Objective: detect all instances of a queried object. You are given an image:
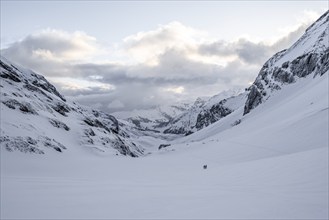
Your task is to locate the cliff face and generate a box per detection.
[244,11,329,115]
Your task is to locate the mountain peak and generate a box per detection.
[243,10,329,115]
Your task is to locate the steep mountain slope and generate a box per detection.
[160,11,329,136]
[0,57,144,156]
[162,10,329,139]
[244,10,329,115]
[163,89,246,135]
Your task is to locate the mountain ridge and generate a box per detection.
[0,56,145,156]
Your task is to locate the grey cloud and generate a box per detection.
[72,50,222,87]
[64,52,258,113]
[198,40,234,56]
[55,85,114,97]
[2,43,70,77]
[234,40,270,64]
[198,22,310,65]
[271,23,309,51]
[69,83,178,113]
[198,40,271,65]
[1,29,97,77]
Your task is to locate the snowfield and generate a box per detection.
[1,147,327,219]
[1,73,328,219]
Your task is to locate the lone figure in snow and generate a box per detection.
[203,165,207,169]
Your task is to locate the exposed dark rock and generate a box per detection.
[51,102,70,116]
[281,61,290,69]
[111,137,140,157]
[84,115,119,134]
[1,136,44,154]
[164,126,188,135]
[2,99,38,115]
[31,76,66,102]
[84,128,96,137]
[26,137,38,145]
[185,130,194,136]
[24,83,53,101]
[272,67,295,84]
[105,114,119,134]
[11,92,22,97]
[315,48,329,77]
[244,85,262,115]
[49,118,70,131]
[0,60,21,82]
[92,110,100,117]
[290,53,318,78]
[154,120,170,129]
[158,144,171,150]
[52,139,67,150]
[195,100,232,130]
[41,136,66,152]
[130,118,141,128]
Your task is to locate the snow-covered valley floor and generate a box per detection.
[1,145,328,219]
[1,68,328,219]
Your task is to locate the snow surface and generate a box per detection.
[1,72,328,219]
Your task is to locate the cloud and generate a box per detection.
[49,77,115,94]
[122,21,205,65]
[7,29,98,61]
[165,86,185,94]
[108,100,125,110]
[1,11,321,113]
[1,29,100,76]
[197,22,312,66]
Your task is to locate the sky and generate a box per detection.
[1,1,328,113]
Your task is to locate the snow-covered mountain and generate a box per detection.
[162,11,329,136]
[0,57,145,156]
[244,11,329,115]
[168,10,329,144]
[163,89,246,135]
[113,89,245,135]
[112,102,191,132]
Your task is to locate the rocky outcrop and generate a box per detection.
[195,100,232,130]
[163,90,246,135]
[243,11,329,115]
[244,85,263,115]
[0,136,66,154]
[2,99,38,115]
